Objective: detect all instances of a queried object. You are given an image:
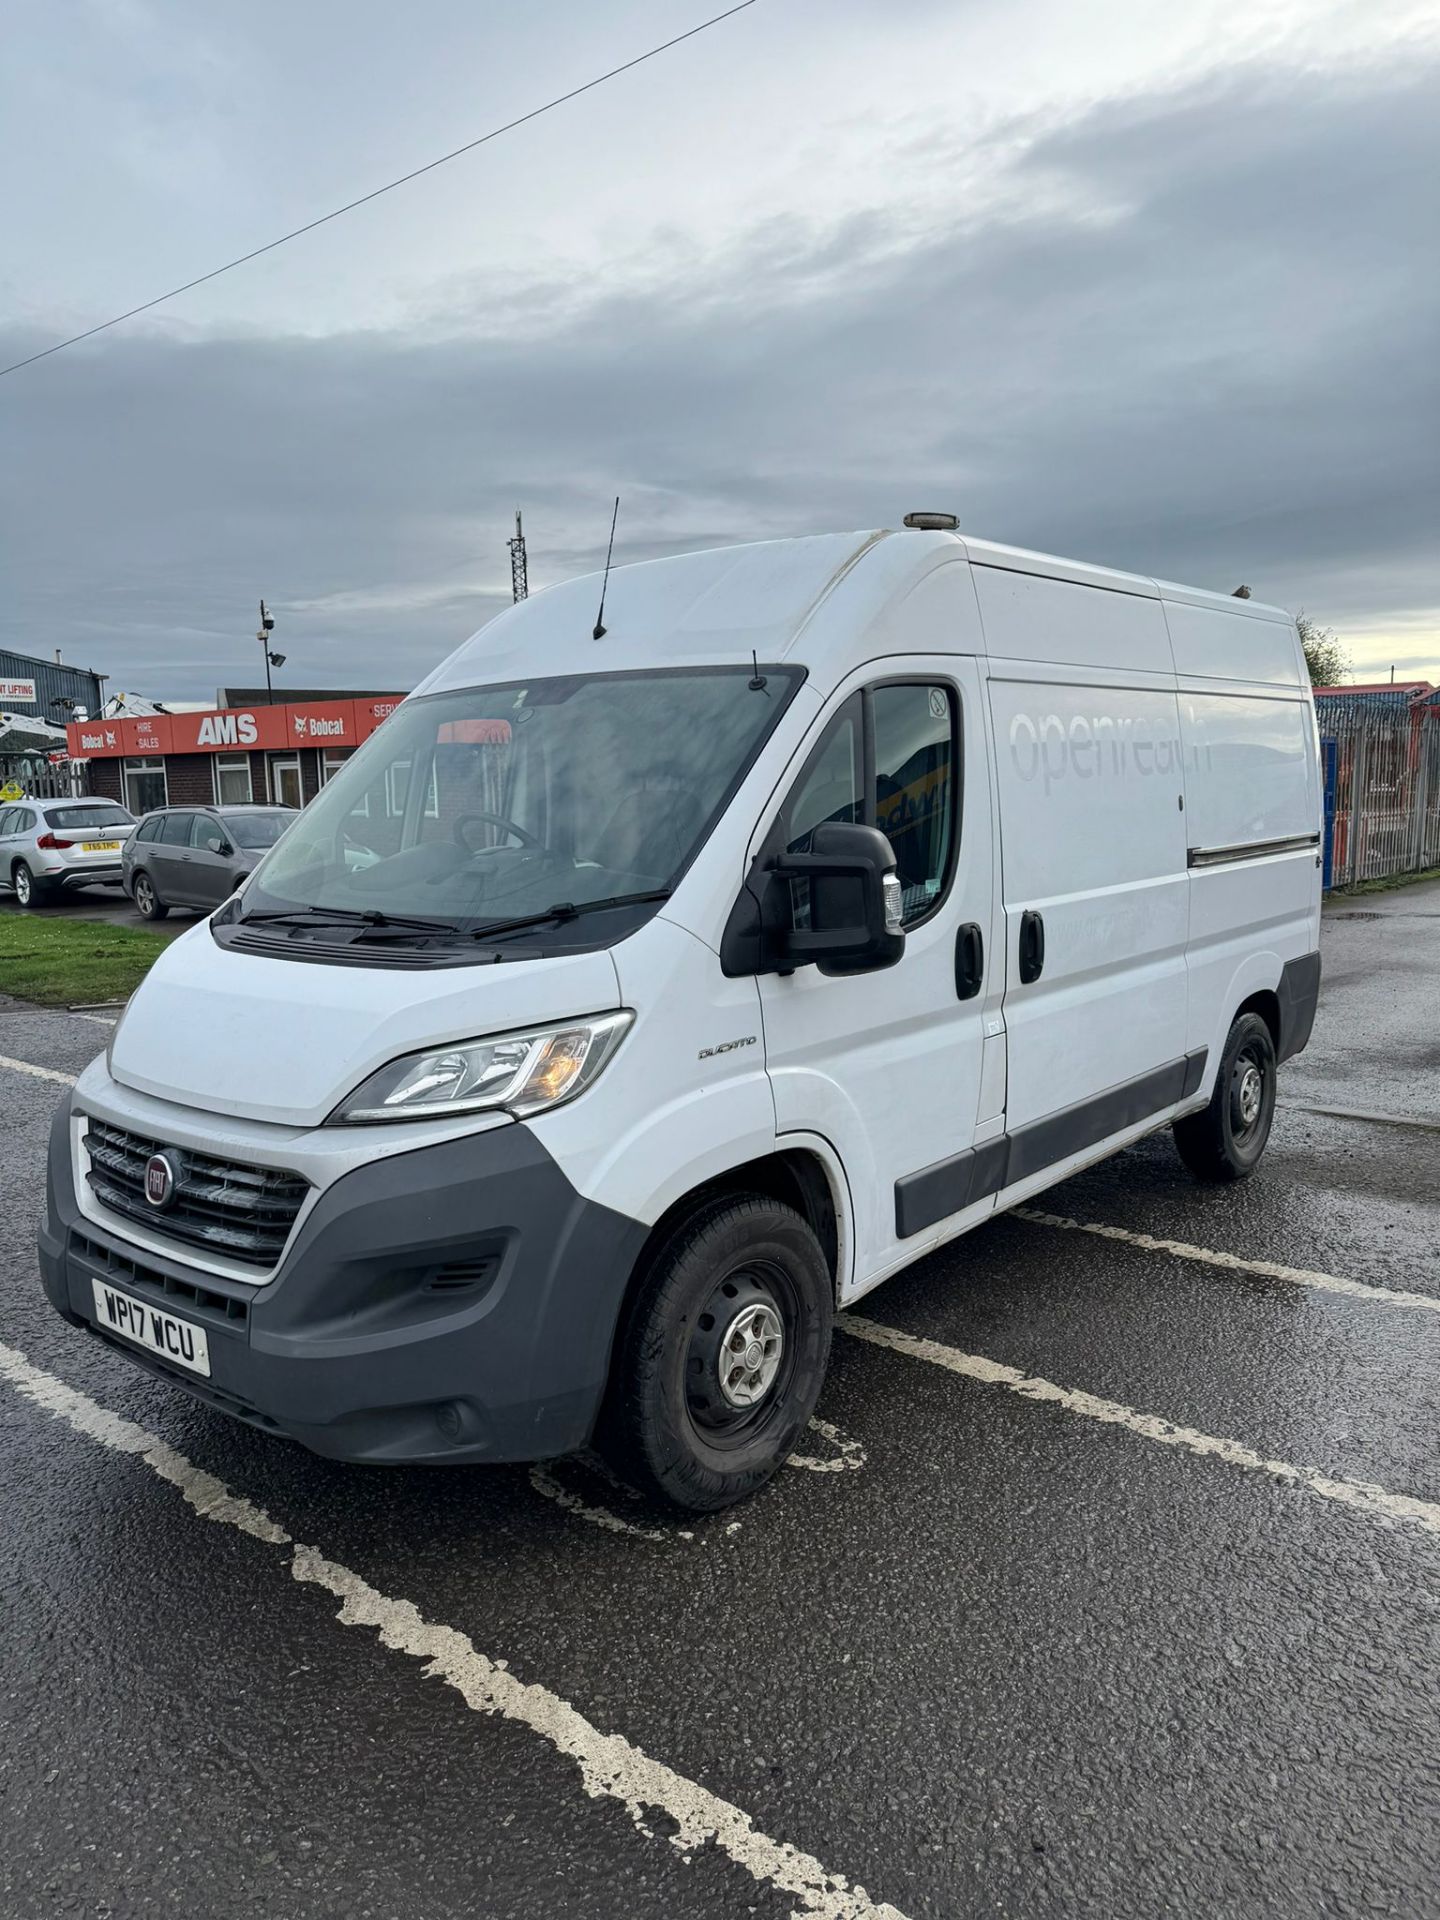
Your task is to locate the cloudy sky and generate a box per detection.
[2,0,1436,701]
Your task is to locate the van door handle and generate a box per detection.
[1018,909,1045,985]
[955,923,984,1000]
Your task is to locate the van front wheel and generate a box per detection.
[603,1193,833,1512]
[1173,1011,1276,1183]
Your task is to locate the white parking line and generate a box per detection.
[0,1053,78,1088]
[0,1338,907,1920]
[1014,1206,1440,1317]
[838,1315,1440,1541]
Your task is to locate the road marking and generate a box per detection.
[787,1415,867,1473]
[529,1462,674,1542]
[1280,1099,1440,1134]
[0,1339,906,1920]
[0,1053,78,1088]
[839,1315,1440,1540]
[1014,1206,1440,1316]
[531,1417,866,1542]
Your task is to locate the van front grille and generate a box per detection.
[82,1118,309,1269]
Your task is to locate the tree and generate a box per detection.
[1295,611,1349,688]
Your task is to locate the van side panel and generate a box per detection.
[1174,664,1322,1076]
[978,551,1192,1136]
[1163,598,1304,689]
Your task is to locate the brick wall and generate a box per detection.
[163,754,217,805]
[89,761,124,802]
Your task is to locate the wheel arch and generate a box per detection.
[621,1142,848,1318]
[1234,987,1280,1053]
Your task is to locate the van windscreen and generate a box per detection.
[240,667,801,944]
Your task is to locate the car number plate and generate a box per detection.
[82,840,121,852]
[91,1279,211,1377]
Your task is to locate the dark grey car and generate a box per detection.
[122,805,293,919]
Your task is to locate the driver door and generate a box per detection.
[754,658,1001,1297]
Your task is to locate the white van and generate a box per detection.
[39,521,1322,1509]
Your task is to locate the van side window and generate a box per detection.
[872,684,956,925]
[783,697,862,853]
[774,683,959,934]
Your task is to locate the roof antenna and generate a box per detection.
[592,495,620,640]
[748,649,768,692]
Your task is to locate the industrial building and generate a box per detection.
[66,690,406,814]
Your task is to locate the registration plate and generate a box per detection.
[91,1279,211,1377]
[81,840,121,853]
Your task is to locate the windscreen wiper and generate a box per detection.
[240,905,460,934]
[471,890,672,942]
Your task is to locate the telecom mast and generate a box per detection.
[508,509,529,602]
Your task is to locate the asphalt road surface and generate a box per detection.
[2,881,1437,1920]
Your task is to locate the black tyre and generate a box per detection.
[131,871,169,920]
[12,863,52,909]
[603,1193,833,1512]
[1173,1011,1276,1183]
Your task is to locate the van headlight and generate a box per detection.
[328,1011,634,1125]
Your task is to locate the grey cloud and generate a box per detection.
[2,48,1436,697]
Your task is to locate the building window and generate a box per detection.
[123,757,168,816]
[319,751,348,786]
[213,753,253,805]
[270,756,303,809]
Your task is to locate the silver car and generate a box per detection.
[122,804,293,919]
[0,796,137,907]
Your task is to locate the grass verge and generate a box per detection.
[1328,864,1440,900]
[0,912,170,1007]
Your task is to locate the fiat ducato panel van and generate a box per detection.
[39,522,1323,1509]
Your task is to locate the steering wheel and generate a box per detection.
[451,810,544,853]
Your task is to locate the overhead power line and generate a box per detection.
[0,1,759,381]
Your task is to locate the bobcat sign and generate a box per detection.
[66,697,402,760]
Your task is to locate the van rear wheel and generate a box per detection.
[602,1193,833,1512]
[1173,1011,1276,1183]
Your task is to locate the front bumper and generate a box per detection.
[39,1102,647,1465]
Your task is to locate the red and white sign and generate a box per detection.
[67,696,403,760]
[1,677,38,704]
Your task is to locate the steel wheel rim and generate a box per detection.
[1230,1043,1269,1143]
[685,1259,797,1448]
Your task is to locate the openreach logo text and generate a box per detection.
[1009,712,1210,793]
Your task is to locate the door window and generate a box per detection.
[158,812,193,845]
[782,697,862,853]
[191,816,229,854]
[0,810,15,837]
[872,684,956,925]
[270,759,303,810]
[776,682,959,931]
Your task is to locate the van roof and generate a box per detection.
[418,527,1293,696]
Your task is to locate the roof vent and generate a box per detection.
[902,511,958,531]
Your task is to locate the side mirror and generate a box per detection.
[764,821,905,975]
[216,842,233,858]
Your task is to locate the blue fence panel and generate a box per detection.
[1320,737,1338,888]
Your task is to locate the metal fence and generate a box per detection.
[0,752,90,802]
[1318,700,1440,887]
